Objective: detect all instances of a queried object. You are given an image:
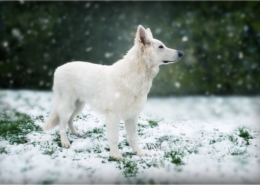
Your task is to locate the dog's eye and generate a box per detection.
[159,45,164,49]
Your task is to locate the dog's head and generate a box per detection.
[135,25,183,66]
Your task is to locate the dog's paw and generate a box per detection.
[110,153,123,160]
[61,141,71,148]
[136,150,151,157]
[73,132,83,137]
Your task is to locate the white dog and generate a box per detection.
[43,25,183,159]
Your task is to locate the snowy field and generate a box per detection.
[0,90,260,184]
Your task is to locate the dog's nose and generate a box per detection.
[178,51,184,57]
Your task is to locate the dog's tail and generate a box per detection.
[43,108,59,131]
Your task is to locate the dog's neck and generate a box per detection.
[125,45,159,79]
[112,45,159,96]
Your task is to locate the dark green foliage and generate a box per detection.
[85,127,105,137]
[164,150,185,165]
[0,147,8,154]
[238,127,253,140]
[209,139,216,145]
[92,127,104,134]
[238,127,253,145]
[42,179,55,184]
[0,110,42,144]
[42,150,55,156]
[231,148,247,156]
[118,139,129,149]
[148,120,159,128]
[122,152,136,158]
[0,2,259,95]
[137,123,149,128]
[117,160,139,178]
[228,127,254,146]
[108,156,120,162]
[228,135,239,145]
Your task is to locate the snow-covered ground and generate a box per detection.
[0,90,260,184]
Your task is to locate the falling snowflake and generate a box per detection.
[12,28,23,39]
[3,41,8,47]
[86,47,92,52]
[105,52,113,58]
[175,82,181,88]
[182,36,188,42]
[239,52,243,59]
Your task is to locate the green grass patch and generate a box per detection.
[108,156,121,162]
[84,127,105,138]
[229,147,247,156]
[148,120,159,128]
[228,135,239,145]
[117,159,139,177]
[238,127,253,145]
[138,123,149,128]
[118,139,129,149]
[156,135,173,144]
[164,150,185,165]
[0,110,42,144]
[122,152,136,158]
[42,150,55,156]
[41,179,55,184]
[0,147,8,154]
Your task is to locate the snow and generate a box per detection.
[104,52,113,58]
[0,90,260,184]
[2,41,8,48]
[239,51,243,59]
[182,36,188,42]
[86,47,92,52]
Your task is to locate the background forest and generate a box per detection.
[0,1,259,96]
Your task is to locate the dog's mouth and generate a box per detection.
[163,60,179,64]
[163,61,174,64]
[163,57,182,64]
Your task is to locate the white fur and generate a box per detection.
[43,25,183,159]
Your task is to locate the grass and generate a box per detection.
[229,146,247,156]
[42,179,55,184]
[138,123,149,128]
[238,127,253,145]
[148,120,159,128]
[93,146,102,153]
[122,152,136,158]
[156,135,173,144]
[0,110,42,144]
[42,150,55,156]
[228,127,254,146]
[0,147,8,154]
[164,150,185,165]
[118,139,129,149]
[84,127,105,138]
[117,159,139,178]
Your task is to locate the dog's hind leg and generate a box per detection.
[125,116,151,157]
[57,100,75,148]
[68,100,85,137]
[105,113,122,159]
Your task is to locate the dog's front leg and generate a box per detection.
[125,117,151,157]
[105,113,122,159]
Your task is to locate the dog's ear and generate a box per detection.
[146,28,153,38]
[135,25,151,46]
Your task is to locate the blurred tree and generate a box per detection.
[0,1,259,96]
